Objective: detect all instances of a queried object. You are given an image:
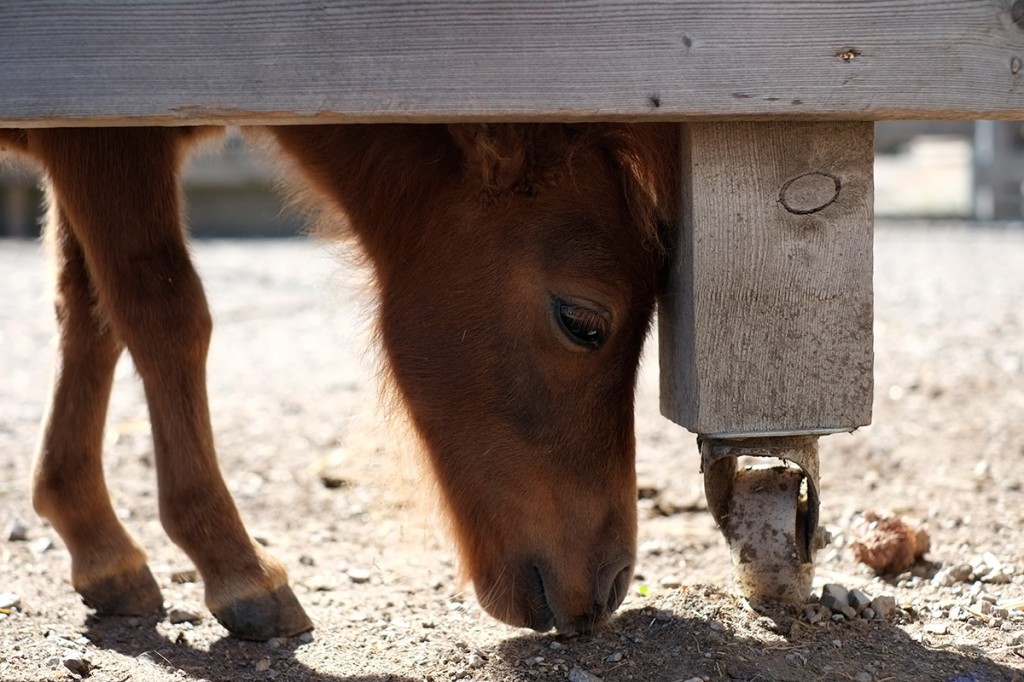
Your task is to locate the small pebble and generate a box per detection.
[549,641,563,650]
[299,555,316,567]
[0,592,21,610]
[319,473,351,490]
[861,607,876,620]
[804,604,830,625]
[924,623,948,635]
[986,568,1014,585]
[854,672,872,682]
[708,619,724,632]
[255,657,272,672]
[63,650,92,677]
[297,631,314,644]
[467,653,485,669]
[821,584,857,619]
[308,575,338,592]
[605,652,623,663]
[950,563,974,582]
[568,667,603,682]
[848,589,873,614]
[869,595,897,621]
[347,568,371,584]
[658,575,682,589]
[29,537,53,555]
[933,563,974,587]
[168,607,202,625]
[638,539,665,556]
[4,517,28,542]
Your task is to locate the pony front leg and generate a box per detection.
[33,203,162,615]
[28,127,311,640]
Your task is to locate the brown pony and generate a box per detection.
[0,123,678,639]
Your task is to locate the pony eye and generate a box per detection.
[552,297,609,350]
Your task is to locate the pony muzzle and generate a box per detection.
[482,556,634,634]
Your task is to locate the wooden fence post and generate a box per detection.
[660,121,874,438]
[659,121,874,601]
[973,121,1024,221]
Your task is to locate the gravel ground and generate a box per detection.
[1,224,1023,681]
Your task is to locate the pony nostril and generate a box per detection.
[523,564,556,632]
[556,560,634,635]
[606,563,633,613]
[596,559,634,616]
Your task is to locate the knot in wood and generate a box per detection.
[1013,0,1024,28]
[779,172,840,215]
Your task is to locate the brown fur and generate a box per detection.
[2,122,679,638]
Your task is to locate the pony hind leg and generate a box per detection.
[28,128,311,639]
[33,198,163,615]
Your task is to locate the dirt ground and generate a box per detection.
[1,223,1023,681]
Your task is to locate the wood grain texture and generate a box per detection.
[2,1,1024,126]
[659,121,874,437]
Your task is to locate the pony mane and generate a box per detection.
[0,129,29,154]
[449,123,679,251]
[266,123,678,260]
[592,123,680,253]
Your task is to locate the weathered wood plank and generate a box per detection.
[659,121,874,437]
[2,1,1024,126]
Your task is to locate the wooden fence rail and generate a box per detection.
[4,1,1024,127]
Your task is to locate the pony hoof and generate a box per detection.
[77,564,164,616]
[213,585,313,641]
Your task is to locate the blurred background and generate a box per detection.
[1,121,1023,237]
[0,129,303,238]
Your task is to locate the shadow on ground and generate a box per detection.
[82,614,417,682]
[490,588,1023,682]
